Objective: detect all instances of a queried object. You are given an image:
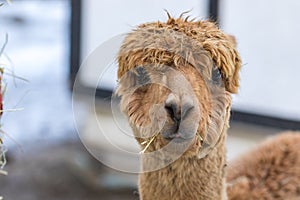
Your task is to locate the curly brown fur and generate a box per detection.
[227,132,300,200]
[117,14,300,200]
[139,131,228,200]
[118,17,241,93]
[117,15,240,200]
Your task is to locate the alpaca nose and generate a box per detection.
[162,93,195,140]
[164,95,181,123]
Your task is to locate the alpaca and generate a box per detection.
[117,16,240,200]
[227,132,300,200]
[116,15,300,200]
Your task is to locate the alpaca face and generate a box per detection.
[117,61,231,159]
[117,18,241,161]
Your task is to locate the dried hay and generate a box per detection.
[0,0,11,7]
[0,37,6,177]
[140,133,205,154]
[140,133,159,154]
[0,6,26,182]
[0,3,11,198]
[0,58,6,200]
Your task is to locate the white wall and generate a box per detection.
[221,0,300,120]
[79,0,208,90]
[79,0,300,121]
[81,0,207,59]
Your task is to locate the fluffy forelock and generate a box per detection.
[118,16,242,93]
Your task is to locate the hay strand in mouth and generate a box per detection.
[197,134,204,142]
[141,140,148,145]
[140,133,159,154]
[140,134,204,154]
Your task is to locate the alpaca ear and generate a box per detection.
[226,34,237,48]
[225,63,241,94]
[224,34,242,93]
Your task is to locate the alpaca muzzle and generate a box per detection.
[161,93,198,143]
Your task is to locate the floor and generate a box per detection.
[0,113,283,200]
[0,141,138,200]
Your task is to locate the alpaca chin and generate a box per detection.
[139,122,229,200]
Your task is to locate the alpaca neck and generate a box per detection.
[138,129,228,200]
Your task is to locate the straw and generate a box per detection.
[140,133,159,154]
[0,32,7,178]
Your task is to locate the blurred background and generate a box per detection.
[0,0,299,199]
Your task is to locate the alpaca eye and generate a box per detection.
[211,65,222,84]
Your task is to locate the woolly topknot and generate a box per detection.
[118,16,242,93]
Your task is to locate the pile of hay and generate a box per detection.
[0,39,6,177]
[0,37,5,200]
[0,1,10,177]
[0,67,5,176]
[0,21,8,175]
[0,140,7,176]
[0,4,11,200]
[0,1,24,177]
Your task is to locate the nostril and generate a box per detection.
[164,104,173,116]
[181,103,194,119]
[164,103,180,121]
[165,93,181,121]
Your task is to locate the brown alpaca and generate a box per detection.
[116,15,300,200]
[227,132,300,200]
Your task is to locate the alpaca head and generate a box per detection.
[116,17,241,164]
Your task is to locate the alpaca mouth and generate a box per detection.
[162,131,195,143]
[170,134,194,143]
